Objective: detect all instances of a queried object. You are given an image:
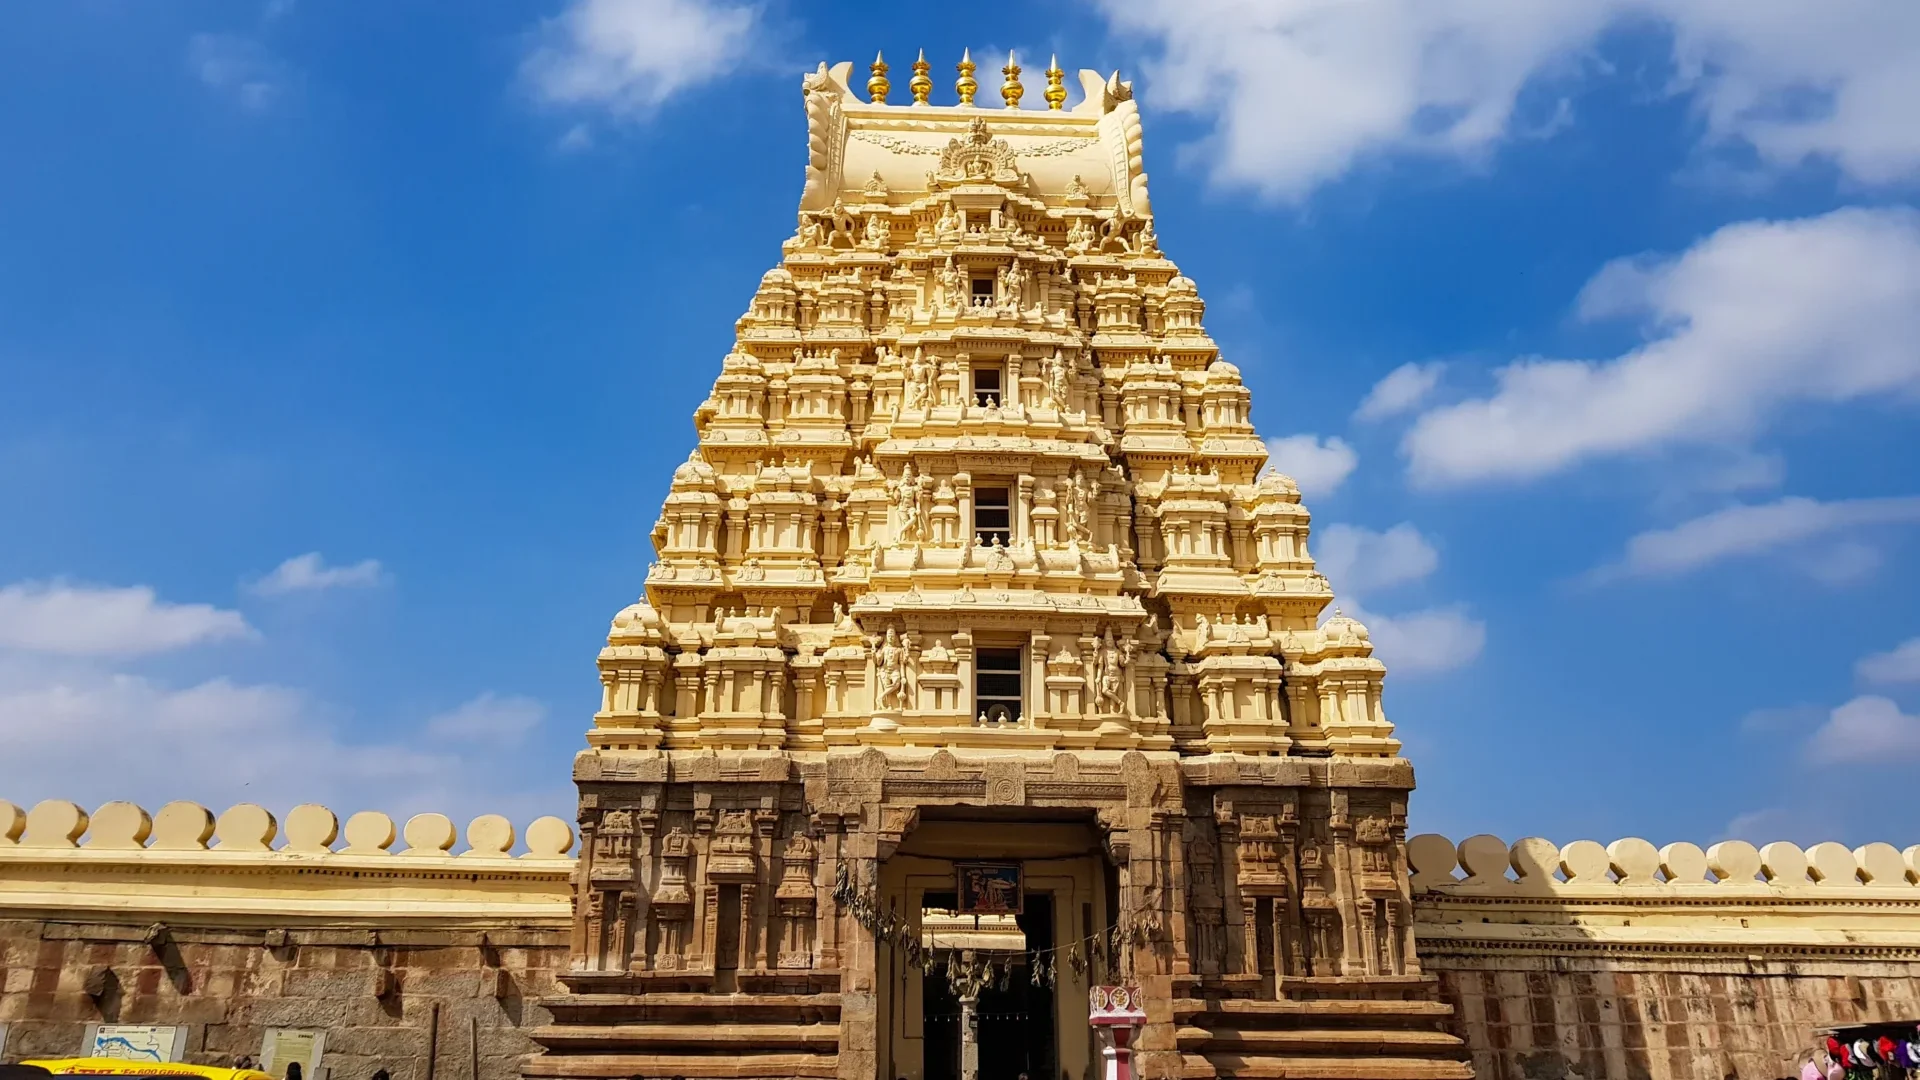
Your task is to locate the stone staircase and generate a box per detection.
[525,990,843,1080]
[1173,977,1472,1080]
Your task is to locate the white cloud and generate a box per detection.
[1355,362,1445,422]
[0,572,564,827]
[0,661,432,813]
[1807,694,1920,765]
[1859,638,1920,685]
[1095,0,1920,202]
[1265,434,1357,497]
[426,692,548,742]
[187,32,287,113]
[1403,208,1920,486]
[1337,600,1486,676]
[1687,450,1786,496]
[249,552,385,596]
[556,123,594,153]
[0,655,567,830]
[0,582,252,657]
[1605,495,1920,578]
[1739,703,1825,735]
[1312,523,1482,675]
[1803,540,1883,586]
[1315,523,1439,595]
[523,0,759,117]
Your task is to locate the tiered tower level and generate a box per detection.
[537,55,1465,1080]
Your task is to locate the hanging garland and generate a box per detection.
[832,861,1159,994]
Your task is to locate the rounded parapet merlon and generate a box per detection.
[1407,832,1920,892]
[0,798,575,860]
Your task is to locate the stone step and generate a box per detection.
[1176,1024,1465,1054]
[519,1050,840,1080]
[1178,1052,1475,1080]
[530,1021,842,1051]
[1172,996,1458,1025]
[541,991,843,1025]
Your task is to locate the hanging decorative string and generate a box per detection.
[833,859,1156,985]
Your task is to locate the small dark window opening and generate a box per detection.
[971,277,995,307]
[974,485,1011,545]
[975,647,1023,724]
[974,366,1003,407]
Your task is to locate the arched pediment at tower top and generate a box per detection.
[591,54,1400,763]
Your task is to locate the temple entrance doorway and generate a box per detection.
[920,892,1055,1080]
[877,817,1115,1080]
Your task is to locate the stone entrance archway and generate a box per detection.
[877,817,1116,1080]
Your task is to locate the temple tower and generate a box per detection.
[526,55,1468,1080]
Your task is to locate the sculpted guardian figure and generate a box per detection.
[904,348,932,411]
[825,198,857,246]
[939,256,966,311]
[1048,351,1071,411]
[892,463,925,542]
[873,628,912,711]
[1096,629,1130,714]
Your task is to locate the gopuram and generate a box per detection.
[525,52,1469,1080]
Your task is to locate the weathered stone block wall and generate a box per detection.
[1425,954,1920,1080]
[0,921,567,1080]
[0,798,577,1080]
[1411,831,1920,1080]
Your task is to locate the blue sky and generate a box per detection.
[2,0,1917,851]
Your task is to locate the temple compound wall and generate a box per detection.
[1411,834,1920,1080]
[0,800,576,1080]
[5,803,1920,1080]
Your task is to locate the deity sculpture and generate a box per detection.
[825,198,858,246]
[1064,467,1095,544]
[939,256,966,312]
[1065,217,1094,253]
[1095,629,1130,714]
[1047,350,1072,411]
[796,212,824,248]
[873,627,913,711]
[903,347,932,411]
[1002,259,1029,309]
[934,201,962,241]
[863,212,890,251]
[891,463,926,542]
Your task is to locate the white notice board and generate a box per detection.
[261,1029,328,1080]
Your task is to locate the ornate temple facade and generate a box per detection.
[527,54,1467,1080]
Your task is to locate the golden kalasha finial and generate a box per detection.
[1045,54,1067,110]
[1000,50,1024,109]
[867,51,890,104]
[910,49,932,106]
[956,48,978,107]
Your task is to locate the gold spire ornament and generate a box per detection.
[909,49,932,105]
[1000,51,1024,109]
[956,49,977,107]
[867,51,890,104]
[1045,55,1067,110]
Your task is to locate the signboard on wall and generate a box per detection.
[81,1024,187,1063]
[956,862,1023,915]
[261,1028,327,1080]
